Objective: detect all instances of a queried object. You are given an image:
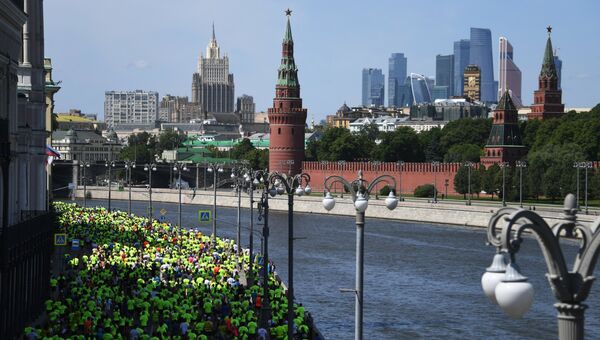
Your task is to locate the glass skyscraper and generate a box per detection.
[409,73,432,105]
[453,39,470,96]
[362,68,385,106]
[554,55,562,90]
[498,37,522,107]
[469,28,495,103]
[388,53,407,107]
[435,54,454,99]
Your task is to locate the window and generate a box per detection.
[278,128,281,134]
[291,128,294,135]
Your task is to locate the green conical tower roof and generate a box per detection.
[540,28,557,78]
[284,17,293,42]
[497,90,516,111]
[277,12,299,87]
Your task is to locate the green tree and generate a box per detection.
[439,118,492,156]
[358,122,380,141]
[453,166,469,199]
[419,127,443,162]
[157,129,186,153]
[414,184,436,198]
[443,143,481,163]
[230,138,255,159]
[118,132,158,164]
[374,127,423,162]
[483,164,500,199]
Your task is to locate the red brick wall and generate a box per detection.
[302,161,464,196]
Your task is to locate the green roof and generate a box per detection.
[497,91,516,111]
[540,36,557,78]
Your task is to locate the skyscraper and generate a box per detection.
[362,68,385,106]
[388,53,407,107]
[191,24,235,113]
[435,54,454,99]
[268,11,307,175]
[498,37,522,107]
[236,94,256,124]
[463,65,481,101]
[453,39,470,96]
[469,28,495,103]
[529,27,564,120]
[409,73,432,105]
[554,55,562,90]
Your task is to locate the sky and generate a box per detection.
[45,0,600,122]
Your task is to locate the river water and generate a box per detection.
[72,198,600,339]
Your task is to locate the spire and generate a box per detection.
[212,22,216,41]
[540,26,557,78]
[284,12,293,43]
[497,90,516,111]
[277,9,298,87]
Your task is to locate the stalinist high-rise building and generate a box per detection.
[191,24,235,113]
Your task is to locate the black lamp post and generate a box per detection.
[105,160,116,211]
[144,163,157,224]
[124,160,136,214]
[79,161,90,208]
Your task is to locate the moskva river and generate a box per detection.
[75,198,600,339]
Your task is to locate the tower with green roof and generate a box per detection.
[529,26,564,120]
[268,9,307,175]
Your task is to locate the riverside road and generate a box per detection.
[72,198,600,339]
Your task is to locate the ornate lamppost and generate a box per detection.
[499,162,509,207]
[464,161,475,206]
[124,160,136,214]
[79,161,90,208]
[257,173,276,329]
[143,163,157,224]
[322,170,398,340]
[206,163,224,240]
[173,162,189,227]
[432,161,440,203]
[268,171,311,340]
[516,160,527,208]
[482,194,600,340]
[105,160,116,211]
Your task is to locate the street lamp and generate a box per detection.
[464,161,475,206]
[322,170,398,340]
[516,161,527,208]
[124,160,136,214]
[575,161,593,214]
[231,164,250,257]
[143,163,157,224]
[574,161,582,207]
[244,169,268,285]
[268,171,311,340]
[79,161,91,208]
[105,160,116,212]
[432,161,440,203]
[173,162,189,227]
[499,162,509,207]
[257,172,275,329]
[396,161,405,201]
[207,163,224,241]
[482,194,600,339]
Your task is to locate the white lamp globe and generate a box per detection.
[495,262,534,319]
[304,184,312,195]
[207,167,213,173]
[253,178,260,185]
[277,185,285,195]
[322,192,335,211]
[354,193,369,212]
[269,185,277,197]
[231,173,235,178]
[295,187,304,196]
[481,253,507,304]
[385,191,398,210]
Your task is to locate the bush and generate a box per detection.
[379,185,392,196]
[85,191,92,199]
[414,184,436,198]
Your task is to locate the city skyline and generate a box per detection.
[45,1,600,121]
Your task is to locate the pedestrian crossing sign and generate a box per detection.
[54,233,67,246]
[198,210,211,223]
[160,215,166,221]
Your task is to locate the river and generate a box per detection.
[69,198,600,339]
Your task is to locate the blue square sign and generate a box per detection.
[198,210,211,223]
[54,233,67,246]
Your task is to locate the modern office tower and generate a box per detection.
[469,28,495,103]
[453,39,470,96]
[436,54,454,98]
[388,53,408,107]
[529,27,564,120]
[554,55,562,89]
[463,65,481,101]
[481,91,527,166]
[409,73,432,105]
[104,90,159,127]
[362,68,385,106]
[191,24,235,113]
[498,37,522,107]
[236,94,256,123]
[432,86,449,101]
[268,13,307,175]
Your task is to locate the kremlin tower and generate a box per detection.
[268,10,307,175]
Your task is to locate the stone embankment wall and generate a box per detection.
[75,186,598,228]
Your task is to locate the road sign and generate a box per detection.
[68,182,75,190]
[54,233,67,246]
[159,208,167,216]
[160,215,166,221]
[71,239,80,250]
[198,210,211,223]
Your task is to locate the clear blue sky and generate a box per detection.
[45,0,600,122]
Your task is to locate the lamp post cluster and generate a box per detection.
[516,160,527,208]
[230,164,251,257]
[499,162,509,207]
[173,162,189,227]
[574,161,593,214]
[105,160,116,211]
[267,171,311,340]
[207,163,224,240]
[464,161,475,206]
[482,194,600,340]
[123,160,136,214]
[322,170,398,340]
[432,161,440,203]
[144,163,157,225]
[79,161,91,208]
[255,171,273,329]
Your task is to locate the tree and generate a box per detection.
[414,184,436,198]
[358,122,380,141]
[483,164,500,199]
[439,118,492,156]
[230,138,255,159]
[118,132,158,164]
[157,129,186,153]
[443,143,481,163]
[453,166,469,199]
[419,127,443,162]
[374,127,423,162]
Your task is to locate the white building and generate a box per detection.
[52,129,122,162]
[104,90,159,127]
[349,116,409,133]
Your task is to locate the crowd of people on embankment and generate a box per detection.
[23,202,316,339]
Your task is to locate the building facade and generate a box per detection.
[554,55,562,90]
[409,73,432,105]
[236,94,256,124]
[191,24,235,114]
[453,39,470,96]
[498,37,522,107]
[435,54,454,99]
[481,91,526,165]
[463,65,481,101]
[529,28,564,120]
[388,53,407,107]
[52,129,121,162]
[56,109,106,130]
[362,68,385,106]
[268,13,307,175]
[469,28,495,103]
[104,90,159,127]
